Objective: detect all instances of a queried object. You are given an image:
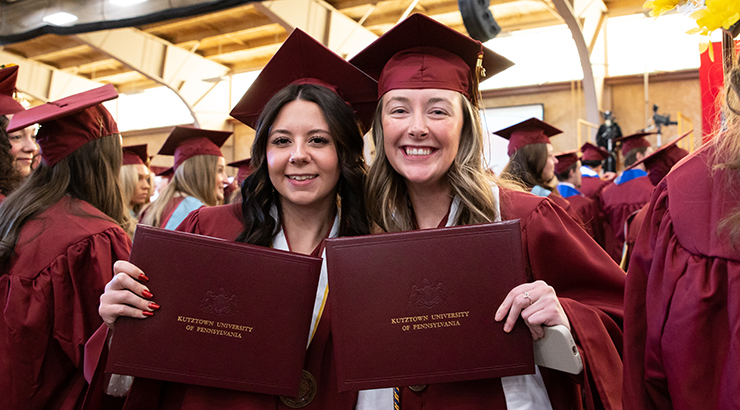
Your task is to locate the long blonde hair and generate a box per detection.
[366,92,505,232]
[140,154,221,228]
[714,65,740,243]
[119,164,152,216]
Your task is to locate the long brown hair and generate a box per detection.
[0,133,130,270]
[236,83,369,246]
[500,143,556,192]
[0,115,22,196]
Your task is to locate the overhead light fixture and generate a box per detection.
[110,0,148,6]
[42,12,78,26]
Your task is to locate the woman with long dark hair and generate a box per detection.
[0,84,131,410]
[85,29,385,409]
[353,13,625,409]
[498,118,582,222]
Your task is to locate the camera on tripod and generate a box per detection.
[652,104,677,128]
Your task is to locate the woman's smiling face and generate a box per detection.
[381,88,463,190]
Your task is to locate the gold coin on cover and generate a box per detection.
[408,384,427,392]
[279,370,317,408]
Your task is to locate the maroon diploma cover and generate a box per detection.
[326,220,534,391]
[106,226,322,396]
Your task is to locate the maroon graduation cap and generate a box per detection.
[7,84,118,167]
[230,28,378,130]
[615,131,654,156]
[554,150,580,175]
[157,126,231,170]
[580,142,609,162]
[123,144,148,166]
[625,130,691,185]
[349,13,513,99]
[494,117,562,157]
[228,158,253,185]
[150,166,173,179]
[0,65,24,116]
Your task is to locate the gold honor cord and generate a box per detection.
[393,387,400,410]
[309,286,329,345]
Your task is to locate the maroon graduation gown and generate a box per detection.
[547,193,585,227]
[600,176,654,260]
[83,203,358,410]
[399,188,626,410]
[580,176,610,201]
[0,196,131,410]
[621,206,648,271]
[624,143,740,410]
[563,193,608,250]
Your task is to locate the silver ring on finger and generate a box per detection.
[523,291,533,306]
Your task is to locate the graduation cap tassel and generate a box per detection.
[471,50,486,107]
[476,50,486,80]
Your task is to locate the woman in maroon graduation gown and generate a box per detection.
[0,65,32,201]
[0,84,132,410]
[352,13,625,410]
[139,127,230,230]
[622,90,738,408]
[86,29,387,410]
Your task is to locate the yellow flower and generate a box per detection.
[643,0,682,17]
[689,0,740,34]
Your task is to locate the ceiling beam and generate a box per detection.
[75,27,231,128]
[0,50,103,103]
[254,0,379,58]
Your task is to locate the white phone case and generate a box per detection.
[533,325,583,375]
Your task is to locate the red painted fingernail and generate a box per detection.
[138,273,150,282]
[148,302,160,310]
[142,289,153,299]
[142,311,154,317]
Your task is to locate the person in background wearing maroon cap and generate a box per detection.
[353,13,624,410]
[139,126,230,230]
[554,150,607,249]
[600,131,655,264]
[622,65,740,410]
[620,130,691,271]
[497,117,583,225]
[0,84,132,410]
[0,65,38,200]
[119,144,152,234]
[87,29,385,410]
[579,142,615,201]
[224,157,253,203]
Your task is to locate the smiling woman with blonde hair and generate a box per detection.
[353,13,625,410]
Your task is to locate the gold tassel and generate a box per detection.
[476,51,486,80]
